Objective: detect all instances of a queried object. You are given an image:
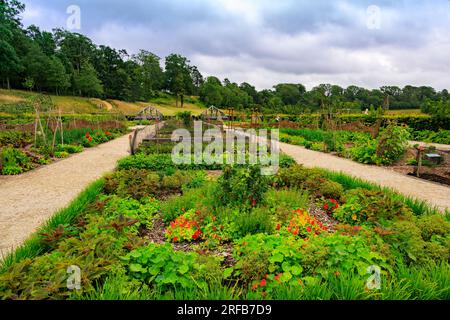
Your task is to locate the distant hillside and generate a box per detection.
[0,90,207,117]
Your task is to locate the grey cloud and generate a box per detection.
[20,0,450,90]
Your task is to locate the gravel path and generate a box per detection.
[0,127,154,257]
[280,142,450,212]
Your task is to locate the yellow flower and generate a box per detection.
[352,214,358,221]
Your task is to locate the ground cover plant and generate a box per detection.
[1,121,448,301]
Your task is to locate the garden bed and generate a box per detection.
[1,121,448,301]
[0,123,129,175]
[277,126,450,186]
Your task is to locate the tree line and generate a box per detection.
[1,0,449,114]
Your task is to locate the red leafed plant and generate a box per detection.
[165,209,203,243]
[286,209,328,237]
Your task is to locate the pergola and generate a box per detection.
[201,106,228,121]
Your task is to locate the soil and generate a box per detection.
[309,204,339,232]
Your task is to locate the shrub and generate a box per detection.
[375,124,410,165]
[275,164,344,199]
[383,220,449,266]
[416,215,450,241]
[0,230,129,300]
[215,165,269,209]
[317,180,344,199]
[346,139,378,164]
[161,171,195,190]
[333,188,413,225]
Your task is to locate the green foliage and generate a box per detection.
[233,207,274,238]
[104,169,161,200]
[0,130,32,147]
[101,195,160,233]
[54,151,69,158]
[383,219,449,266]
[409,129,450,144]
[264,188,309,224]
[275,164,343,199]
[104,169,204,200]
[121,243,222,290]
[375,124,410,165]
[160,182,215,222]
[0,146,32,174]
[230,234,303,285]
[176,111,192,126]
[333,188,413,225]
[0,230,128,300]
[215,165,269,208]
[55,144,83,154]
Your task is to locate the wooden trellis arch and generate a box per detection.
[136,106,163,120]
[201,106,227,121]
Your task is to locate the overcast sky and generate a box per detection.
[20,0,450,91]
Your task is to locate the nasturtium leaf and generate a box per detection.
[282,261,291,272]
[129,263,144,273]
[269,253,284,263]
[281,271,292,282]
[291,265,303,276]
[130,251,142,259]
[178,265,189,274]
[223,268,233,278]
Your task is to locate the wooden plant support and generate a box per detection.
[415,146,426,177]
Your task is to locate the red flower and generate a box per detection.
[88,136,93,142]
[260,279,266,287]
[323,203,329,210]
[276,224,281,231]
[306,227,312,233]
[192,230,202,240]
[173,237,178,242]
[85,132,90,138]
